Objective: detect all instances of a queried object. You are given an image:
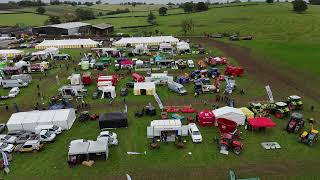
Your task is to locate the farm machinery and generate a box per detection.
[286,95,303,110]
[265,102,290,119]
[298,126,318,146]
[248,102,267,117]
[194,78,218,95]
[285,112,304,133]
[224,65,244,77]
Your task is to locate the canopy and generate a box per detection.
[35,39,99,49]
[68,140,90,155]
[0,49,24,58]
[113,36,179,47]
[134,82,155,95]
[177,41,190,51]
[98,86,116,99]
[212,106,245,125]
[99,112,128,129]
[239,107,254,119]
[248,117,276,128]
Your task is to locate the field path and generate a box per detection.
[190,37,320,102]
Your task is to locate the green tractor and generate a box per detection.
[266,102,290,119]
[286,95,303,110]
[248,102,265,116]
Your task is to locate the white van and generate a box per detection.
[2,79,27,88]
[8,87,20,98]
[187,60,194,68]
[35,125,62,135]
[167,81,187,95]
[188,123,202,143]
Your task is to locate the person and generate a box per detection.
[123,98,126,103]
[311,105,315,112]
[74,67,76,72]
[215,95,220,102]
[37,84,40,89]
[240,89,245,95]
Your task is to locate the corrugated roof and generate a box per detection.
[92,23,113,30]
[49,22,90,29]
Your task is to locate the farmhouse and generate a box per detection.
[113,36,179,47]
[35,39,99,49]
[32,22,91,36]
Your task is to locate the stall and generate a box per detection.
[176,41,190,53]
[35,39,99,49]
[113,36,179,47]
[133,82,155,95]
[197,110,215,127]
[147,119,188,142]
[0,49,24,58]
[212,106,246,125]
[98,112,128,129]
[98,86,116,99]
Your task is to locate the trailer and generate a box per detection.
[147,119,188,142]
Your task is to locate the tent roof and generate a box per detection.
[36,39,99,48]
[134,82,155,90]
[113,36,179,46]
[99,112,127,122]
[248,117,276,128]
[0,49,24,54]
[88,141,108,153]
[151,119,181,127]
[92,23,113,30]
[213,106,244,117]
[68,141,90,155]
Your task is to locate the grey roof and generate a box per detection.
[48,22,90,29]
[92,23,113,30]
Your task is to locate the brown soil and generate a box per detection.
[190,37,320,102]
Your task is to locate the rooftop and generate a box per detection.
[92,23,113,30]
[46,22,90,29]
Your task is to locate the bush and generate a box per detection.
[194,2,208,12]
[266,0,274,3]
[159,7,168,16]
[75,8,95,20]
[36,7,46,14]
[309,0,320,5]
[292,0,308,13]
[45,16,61,25]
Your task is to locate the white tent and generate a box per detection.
[132,44,149,55]
[68,140,90,156]
[159,43,173,53]
[98,86,116,99]
[68,74,82,85]
[135,60,144,68]
[134,82,155,95]
[0,49,24,58]
[14,60,28,69]
[113,36,179,47]
[44,47,59,55]
[32,51,48,59]
[177,41,190,52]
[88,141,109,160]
[68,140,109,160]
[212,106,246,125]
[6,109,76,131]
[35,39,99,49]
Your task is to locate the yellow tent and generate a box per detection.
[133,82,155,96]
[239,107,254,119]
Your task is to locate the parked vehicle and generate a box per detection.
[194,81,217,95]
[97,131,118,146]
[198,60,207,69]
[188,123,202,143]
[176,59,187,69]
[266,102,290,119]
[39,130,56,142]
[53,54,70,61]
[248,102,265,116]
[217,133,243,155]
[208,68,220,78]
[2,79,27,88]
[35,125,62,135]
[7,130,34,137]
[286,95,303,110]
[0,142,15,153]
[286,112,304,133]
[120,88,128,96]
[11,74,32,84]
[298,128,318,146]
[205,57,217,66]
[167,81,187,95]
[8,87,20,98]
[229,35,240,41]
[224,65,244,77]
[0,135,17,144]
[14,140,44,152]
[59,85,87,98]
[15,133,38,144]
[132,73,145,82]
[82,72,92,85]
[187,60,194,68]
[177,76,190,84]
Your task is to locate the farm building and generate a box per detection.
[35,39,99,49]
[0,49,24,58]
[32,22,91,36]
[113,36,179,47]
[134,82,155,95]
[212,106,246,125]
[91,23,114,36]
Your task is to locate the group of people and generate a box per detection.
[160,131,168,142]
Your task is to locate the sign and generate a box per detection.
[265,85,274,103]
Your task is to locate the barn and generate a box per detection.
[32,22,91,36]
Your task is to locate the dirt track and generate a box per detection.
[191,37,320,102]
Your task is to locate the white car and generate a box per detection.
[35,125,62,135]
[0,135,17,144]
[187,59,194,68]
[8,87,20,98]
[0,142,15,153]
[39,130,56,142]
[97,131,118,146]
[188,123,202,143]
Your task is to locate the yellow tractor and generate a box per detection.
[298,125,318,146]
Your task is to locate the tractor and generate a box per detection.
[217,133,243,155]
[266,102,290,119]
[298,127,318,146]
[248,102,265,116]
[285,112,304,133]
[208,68,220,78]
[286,95,303,110]
[224,65,244,77]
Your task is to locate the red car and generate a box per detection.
[224,65,244,76]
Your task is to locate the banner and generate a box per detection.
[265,85,274,103]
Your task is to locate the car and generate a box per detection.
[97,131,118,146]
[7,130,34,137]
[39,130,56,142]
[187,60,194,68]
[188,123,202,143]
[8,87,20,98]
[120,88,128,97]
[15,133,39,144]
[0,142,15,153]
[0,135,17,144]
[14,140,44,153]
[35,125,62,135]
[229,35,240,41]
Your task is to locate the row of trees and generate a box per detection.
[49,0,94,6]
[44,8,95,25]
[180,2,209,13]
[8,0,45,7]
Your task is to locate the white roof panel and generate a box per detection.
[114,36,179,46]
[49,22,90,29]
[134,82,155,90]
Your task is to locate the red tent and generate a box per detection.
[247,117,276,128]
[197,110,215,127]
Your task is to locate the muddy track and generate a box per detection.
[191,37,320,102]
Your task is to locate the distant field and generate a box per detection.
[0,13,48,27]
[85,16,150,28]
[90,4,170,11]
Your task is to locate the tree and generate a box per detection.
[159,7,168,16]
[182,2,194,13]
[292,0,308,13]
[180,18,195,35]
[266,0,274,3]
[36,7,46,14]
[96,0,102,4]
[309,0,320,5]
[75,8,95,20]
[63,13,79,22]
[195,2,208,12]
[147,11,156,25]
[45,16,61,25]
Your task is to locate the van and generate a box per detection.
[8,87,20,98]
[2,79,27,88]
[188,123,202,143]
[167,81,187,95]
[35,125,62,135]
[11,74,32,84]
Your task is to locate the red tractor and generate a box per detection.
[217,133,243,155]
[224,65,244,77]
[285,112,304,133]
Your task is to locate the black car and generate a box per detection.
[120,88,128,97]
[126,82,135,88]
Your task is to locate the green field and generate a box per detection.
[0,13,48,27]
[0,2,320,180]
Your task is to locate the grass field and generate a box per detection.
[0,13,48,27]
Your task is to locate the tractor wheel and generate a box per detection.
[275,112,283,119]
[233,147,241,155]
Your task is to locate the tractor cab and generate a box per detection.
[299,128,319,146]
[286,112,304,133]
[287,95,303,110]
[274,102,290,118]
